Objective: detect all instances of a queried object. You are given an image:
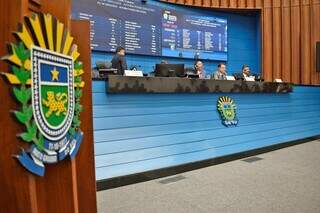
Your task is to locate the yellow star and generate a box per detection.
[51,67,59,81]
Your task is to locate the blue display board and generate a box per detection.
[162,10,227,60]
[72,0,228,61]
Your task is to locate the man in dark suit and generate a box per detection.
[194,60,206,79]
[213,63,227,80]
[242,64,251,78]
[111,46,127,75]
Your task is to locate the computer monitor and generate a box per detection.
[96,61,112,70]
[155,64,185,77]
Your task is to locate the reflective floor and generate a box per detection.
[98,139,320,213]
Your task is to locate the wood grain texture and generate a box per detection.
[311,1,320,84]
[262,8,273,81]
[272,6,282,80]
[0,1,34,212]
[281,2,292,82]
[0,0,97,212]
[290,3,301,84]
[301,3,311,84]
[160,0,320,85]
[71,20,97,213]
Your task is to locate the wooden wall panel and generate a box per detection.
[161,0,320,85]
[194,0,202,6]
[186,0,194,5]
[0,0,32,212]
[281,1,292,82]
[220,0,229,7]
[291,3,301,83]
[311,1,320,84]
[264,0,272,8]
[301,2,311,84]
[247,0,255,8]
[238,0,246,8]
[272,2,282,80]
[203,0,212,7]
[262,8,273,81]
[71,20,97,213]
[229,0,238,8]
[255,0,263,8]
[0,0,97,212]
[211,0,220,7]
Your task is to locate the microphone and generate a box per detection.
[130,65,141,71]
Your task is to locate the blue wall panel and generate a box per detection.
[90,1,261,75]
[92,80,320,180]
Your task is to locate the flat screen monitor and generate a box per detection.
[155,64,185,77]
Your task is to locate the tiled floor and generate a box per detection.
[98,140,320,213]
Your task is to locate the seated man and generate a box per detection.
[111,46,127,75]
[194,60,206,79]
[213,63,227,80]
[242,64,251,78]
[161,60,168,64]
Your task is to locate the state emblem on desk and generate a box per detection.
[217,96,238,127]
[1,13,85,176]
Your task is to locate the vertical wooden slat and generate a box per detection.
[0,0,97,212]
[301,0,311,84]
[194,0,203,6]
[71,20,98,213]
[262,8,273,81]
[281,0,292,82]
[220,0,229,7]
[203,0,212,7]
[229,0,238,7]
[311,0,320,84]
[309,0,315,84]
[291,0,301,84]
[238,0,246,8]
[185,0,194,5]
[264,0,272,8]
[176,0,185,4]
[247,0,255,8]
[0,1,33,211]
[211,0,220,7]
[255,0,263,8]
[272,0,282,80]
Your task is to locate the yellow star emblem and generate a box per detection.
[51,67,59,81]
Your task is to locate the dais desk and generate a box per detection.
[107,75,293,94]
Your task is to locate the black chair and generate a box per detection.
[233,72,244,80]
[185,67,198,78]
[95,61,117,78]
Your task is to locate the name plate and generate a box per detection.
[124,70,143,77]
[226,75,236,81]
[244,76,255,81]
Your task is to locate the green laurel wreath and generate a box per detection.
[10,42,83,151]
[70,61,83,136]
[217,96,237,123]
